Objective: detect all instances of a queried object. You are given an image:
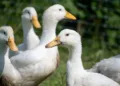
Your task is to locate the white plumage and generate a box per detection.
[0,26,22,86]
[46,29,120,86]
[89,55,120,84]
[10,4,76,86]
[9,7,40,57]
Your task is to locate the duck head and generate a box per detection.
[46,29,80,48]
[43,4,76,24]
[22,7,41,28]
[0,26,18,51]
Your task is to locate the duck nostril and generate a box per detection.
[55,40,58,42]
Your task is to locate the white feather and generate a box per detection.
[57,29,120,86]
[9,7,40,57]
[10,4,74,86]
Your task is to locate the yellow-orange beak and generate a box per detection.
[32,16,41,28]
[45,37,61,48]
[65,11,76,20]
[8,37,18,51]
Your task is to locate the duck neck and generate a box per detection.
[0,44,7,74]
[40,18,58,44]
[0,44,13,74]
[0,44,21,79]
[22,19,35,44]
[0,44,7,58]
[68,42,84,71]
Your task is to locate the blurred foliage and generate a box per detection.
[0,0,120,86]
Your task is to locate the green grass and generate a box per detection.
[0,0,120,86]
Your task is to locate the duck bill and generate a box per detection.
[45,37,61,48]
[65,11,76,20]
[8,37,18,51]
[32,16,41,28]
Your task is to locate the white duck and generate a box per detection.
[10,4,76,86]
[89,55,120,84]
[9,7,41,57]
[0,26,22,86]
[46,29,120,86]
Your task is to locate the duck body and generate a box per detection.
[2,49,22,85]
[67,72,120,86]
[11,4,76,86]
[13,45,59,86]
[0,26,22,86]
[11,18,59,85]
[67,58,120,86]
[46,29,120,86]
[89,55,120,84]
[11,25,59,85]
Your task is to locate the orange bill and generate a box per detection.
[32,16,41,28]
[8,37,18,51]
[45,37,61,48]
[65,11,76,20]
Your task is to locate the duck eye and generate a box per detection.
[3,31,6,35]
[27,11,30,14]
[65,33,69,36]
[59,8,62,11]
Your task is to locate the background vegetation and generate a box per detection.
[0,0,120,86]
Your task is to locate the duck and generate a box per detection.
[89,55,120,84]
[10,4,76,86]
[45,29,120,86]
[0,26,22,86]
[9,7,41,57]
